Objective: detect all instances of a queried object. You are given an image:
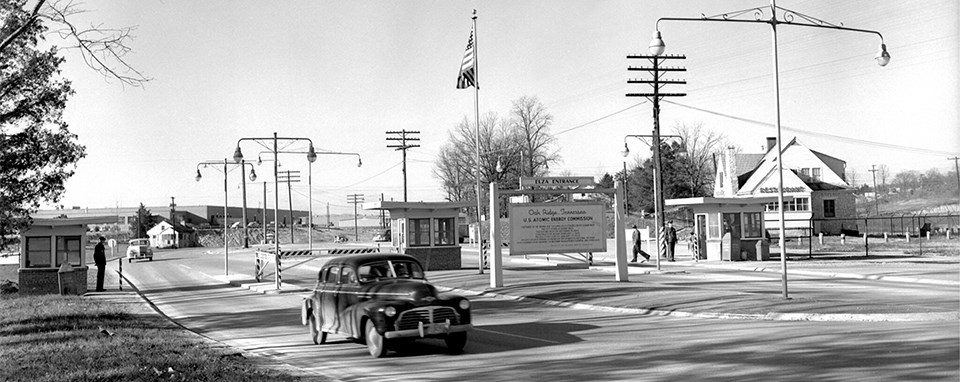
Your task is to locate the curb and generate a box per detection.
[677,261,960,286]
[435,285,959,322]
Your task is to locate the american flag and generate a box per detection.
[456,26,476,89]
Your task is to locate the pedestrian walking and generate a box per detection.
[666,221,678,262]
[94,236,106,292]
[631,225,649,263]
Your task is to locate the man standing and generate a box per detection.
[631,225,649,263]
[94,236,106,292]
[666,221,678,262]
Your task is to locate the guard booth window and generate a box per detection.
[434,218,455,246]
[26,237,51,268]
[408,218,431,247]
[56,236,82,266]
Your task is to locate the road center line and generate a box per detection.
[475,328,561,344]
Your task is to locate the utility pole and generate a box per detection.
[950,157,960,214]
[278,170,301,244]
[386,130,421,202]
[627,53,686,261]
[347,194,365,241]
[869,165,881,216]
[169,197,177,248]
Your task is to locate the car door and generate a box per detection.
[336,266,362,337]
[319,265,341,334]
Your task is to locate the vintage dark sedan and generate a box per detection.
[300,253,472,357]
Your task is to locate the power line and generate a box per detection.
[664,100,957,156]
[555,101,647,136]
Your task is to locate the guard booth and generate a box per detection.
[666,197,785,261]
[18,216,115,294]
[364,201,472,271]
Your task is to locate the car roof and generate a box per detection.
[323,253,421,269]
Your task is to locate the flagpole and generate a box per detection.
[471,10,484,274]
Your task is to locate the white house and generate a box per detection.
[147,220,198,248]
[715,137,856,236]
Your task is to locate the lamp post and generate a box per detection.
[258,150,361,250]
[235,133,317,290]
[651,0,889,299]
[623,133,681,271]
[195,159,256,275]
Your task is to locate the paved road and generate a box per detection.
[113,245,959,381]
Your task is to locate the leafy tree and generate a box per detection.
[625,141,695,214]
[131,203,154,238]
[0,1,147,249]
[0,1,84,249]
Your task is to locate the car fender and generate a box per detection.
[301,297,315,326]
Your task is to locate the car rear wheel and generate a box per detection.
[445,332,467,353]
[307,316,326,345]
[365,321,387,358]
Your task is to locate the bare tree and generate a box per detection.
[432,113,512,207]
[671,122,726,197]
[505,96,559,178]
[1,0,150,87]
[846,167,859,187]
[877,164,890,192]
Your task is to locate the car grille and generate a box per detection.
[394,306,460,331]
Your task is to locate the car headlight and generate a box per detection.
[458,299,470,310]
[383,306,397,317]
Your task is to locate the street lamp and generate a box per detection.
[234,133,319,290]
[195,159,257,275]
[257,149,362,250]
[651,0,888,299]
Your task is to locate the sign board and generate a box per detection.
[509,202,606,255]
[520,176,595,189]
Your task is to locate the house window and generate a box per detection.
[718,173,724,188]
[408,218,431,247]
[743,212,763,238]
[55,236,82,266]
[800,168,810,178]
[434,218,455,246]
[812,168,822,181]
[708,213,720,238]
[794,197,810,211]
[823,199,836,218]
[26,237,51,268]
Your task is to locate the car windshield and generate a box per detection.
[130,239,148,246]
[358,260,424,283]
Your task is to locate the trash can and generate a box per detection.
[57,263,78,295]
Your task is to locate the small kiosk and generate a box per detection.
[18,216,114,294]
[364,201,471,270]
[666,197,786,261]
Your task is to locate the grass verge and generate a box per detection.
[0,293,317,382]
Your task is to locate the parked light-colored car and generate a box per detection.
[126,238,153,263]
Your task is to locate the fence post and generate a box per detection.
[906,231,910,243]
[840,233,845,245]
[818,232,823,246]
[117,257,123,291]
[948,230,952,240]
[863,232,869,257]
[884,232,888,243]
[926,231,930,240]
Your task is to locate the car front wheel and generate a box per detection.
[445,332,467,354]
[308,316,326,345]
[365,321,387,358]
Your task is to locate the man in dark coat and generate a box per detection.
[631,225,649,263]
[94,236,106,292]
[666,221,678,262]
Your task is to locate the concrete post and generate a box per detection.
[926,232,930,240]
[489,182,503,288]
[840,233,845,245]
[884,232,888,243]
[906,232,910,243]
[614,183,629,282]
[818,232,823,245]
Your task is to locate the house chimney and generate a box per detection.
[726,146,739,195]
[766,137,777,152]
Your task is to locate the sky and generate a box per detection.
[40,0,959,215]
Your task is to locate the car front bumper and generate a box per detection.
[383,322,472,339]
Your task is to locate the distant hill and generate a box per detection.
[856,188,958,216]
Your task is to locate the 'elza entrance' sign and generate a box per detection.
[520,176,595,189]
[509,202,606,255]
